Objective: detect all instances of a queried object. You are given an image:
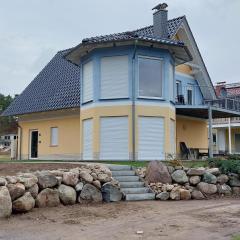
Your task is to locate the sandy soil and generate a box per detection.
[0,199,240,240]
[0,163,86,176]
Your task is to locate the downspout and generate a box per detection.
[17,123,22,160]
[132,40,138,161]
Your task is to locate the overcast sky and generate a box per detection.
[0,0,239,96]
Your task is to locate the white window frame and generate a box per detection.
[82,60,93,103]
[169,63,174,101]
[138,55,164,100]
[50,127,58,146]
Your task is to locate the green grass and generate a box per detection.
[0,158,208,169]
[232,235,240,240]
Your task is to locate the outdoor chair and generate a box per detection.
[180,142,191,159]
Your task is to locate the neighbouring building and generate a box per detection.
[213,82,240,154]
[2,3,240,160]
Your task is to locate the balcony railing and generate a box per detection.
[204,98,240,113]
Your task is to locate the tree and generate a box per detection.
[0,94,18,135]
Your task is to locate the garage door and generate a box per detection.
[100,117,129,160]
[138,116,165,160]
[82,119,93,160]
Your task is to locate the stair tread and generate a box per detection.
[125,193,155,201]
[114,176,139,182]
[121,187,150,194]
[112,170,136,176]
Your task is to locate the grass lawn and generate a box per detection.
[232,235,240,240]
[101,160,208,168]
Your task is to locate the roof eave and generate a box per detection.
[65,39,192,66]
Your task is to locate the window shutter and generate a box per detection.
[83,61,93,103]
[100,56,129,99]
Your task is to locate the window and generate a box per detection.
[50,127,58,146]
[138,57,163,98]
[213,133,217,145]
[82,61,93,103]
[187,88,193,105]
[176,81,181,96]
[100,55,129,99]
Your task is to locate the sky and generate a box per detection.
[0,0,239,96]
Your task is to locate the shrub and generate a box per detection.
[208,158,240,175]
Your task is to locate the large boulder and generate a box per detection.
[79,183,102,202]
[5,176,17,184]
[7,183,25,201]
[101,183,122,202]
[180,189,191,200]
[171,170,188,184]
[63,172,79,186]
[197,182,217,195]
[97,173,111,183]
[187,168,205,176]
[217,184,232,195]
[206,168,220,176]
[145,161,172,184]
[0,186,12,218]
[189,176,201,185]
[229,174,240,187]
[0,177,7,186]
[217,174,229,185]
[79,171,93,183]
[75,182,84,192]
[27,184,39,199]
[12,192,35,213]
[38,174,58,189]
[18,174,38,188]
[156,191,169,201]
[202,172,217,184]
[170,187,181,200]
[191,190,205,200]
[36,188,60,208]
[232,187,240,195]
[58,184,76,205]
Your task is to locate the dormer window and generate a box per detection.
[138,56,163,98]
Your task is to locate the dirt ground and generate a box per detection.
[0,199,240,240]
[0,163,86,176]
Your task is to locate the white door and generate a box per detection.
[83,119,93,160]
[138,116,165,160]
[217,129,226,153]
[100,117,129,160]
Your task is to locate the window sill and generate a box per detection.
[138,96,165,101]
[50,145,58,147]
[99,97,130,101]
[82,100,93,105]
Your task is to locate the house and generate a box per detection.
[0,133,17,147]
[213,82,240,154]
[2,3,240,161]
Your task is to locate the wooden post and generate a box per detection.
[208,104,213,158]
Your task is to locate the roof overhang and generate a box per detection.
[65,39,192,66]
[176,105,240,119]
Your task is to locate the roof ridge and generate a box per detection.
[82,15,185,43]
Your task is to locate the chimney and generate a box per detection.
[152,3,168,39]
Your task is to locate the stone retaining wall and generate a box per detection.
[135,161,240,201]
[0,164,122,218]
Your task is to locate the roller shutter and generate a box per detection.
[82,119,93,160]
[138,116,165,160]
[100,117,129,160]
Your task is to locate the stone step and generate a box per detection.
[111,170,136,176]
[125,193,156,201]
[121,187,150,194]
[120,181,145,188]
[108,165,132,171]
[114,176,139,182]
